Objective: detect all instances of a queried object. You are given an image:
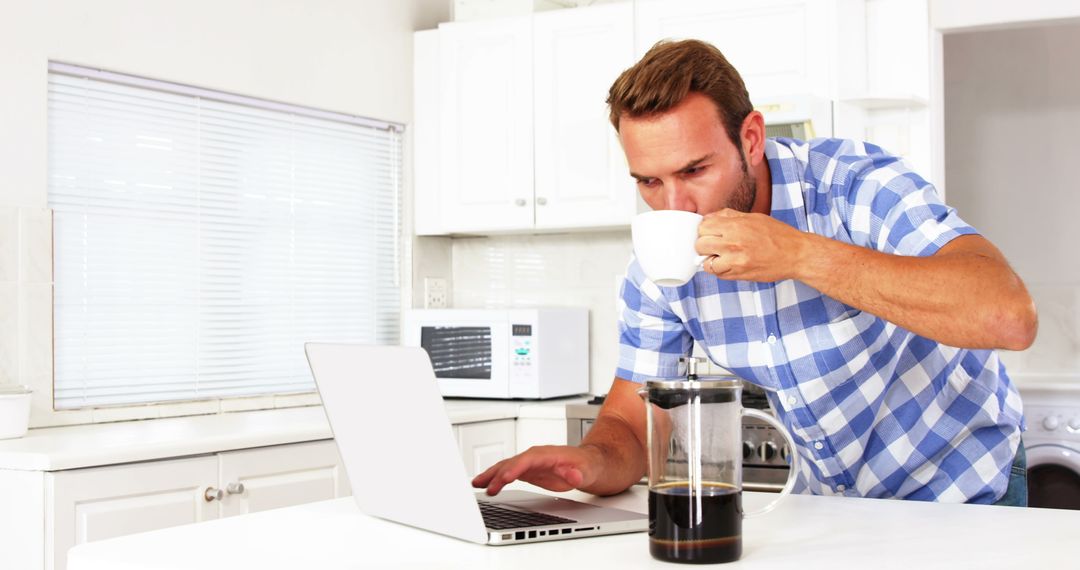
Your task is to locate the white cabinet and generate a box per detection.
[635,0,836,100]
[532,4,638,230]
[416,2,640,235]
[217,440,350,517]
[41,440,348,570]
[455,419,516,478]
[48,456,220,570]
[438,15,534,233]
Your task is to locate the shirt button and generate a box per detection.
[767,335,777,345]
[787,396,797,407]
[814,441,824,450]
[836,484,846,492]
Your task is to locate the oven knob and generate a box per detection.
[1043,416,1061,431]
[1068,418,1080,433]
[742,442,755,461]
[780,446,791,464]
[758,441,778,462]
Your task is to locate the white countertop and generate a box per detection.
[0,397,587,472]
[66,485,1079,569]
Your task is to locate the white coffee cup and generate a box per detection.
[631,210,707,287]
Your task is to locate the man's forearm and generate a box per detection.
[577,413,647,496]
[796,233,1037,350]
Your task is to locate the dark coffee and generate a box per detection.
[648,481,742,564]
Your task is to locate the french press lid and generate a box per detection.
[645,356,742,409]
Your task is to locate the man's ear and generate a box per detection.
[740,111,766,166]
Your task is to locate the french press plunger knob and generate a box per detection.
[679,356,707,379]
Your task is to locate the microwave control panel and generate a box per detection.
[510,323,534,376]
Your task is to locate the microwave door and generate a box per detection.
[420,323,510,398]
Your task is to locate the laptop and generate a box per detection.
[305,342,648,545]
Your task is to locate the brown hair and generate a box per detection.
[607,39,753,147]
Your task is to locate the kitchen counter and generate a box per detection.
[0,397,587,471]
[65,485,1077,569]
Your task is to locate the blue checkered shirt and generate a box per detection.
[617,138,1025,503]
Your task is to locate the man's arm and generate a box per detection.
[472,377,647,497]
[699,210,1038,351]
[577,377,649,495]
[799,232,1036,350]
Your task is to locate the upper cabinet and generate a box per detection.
[415,3,640,236]
[414,0,936,235]
[437,16,535,233]
[533,4,637,230]
[635,0,835,100]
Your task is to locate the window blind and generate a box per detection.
[47,62,403,409]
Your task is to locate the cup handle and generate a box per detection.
[741,408,799,518]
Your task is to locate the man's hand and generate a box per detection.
[471,444,604,496]
[696,208,807,282]
[473,378,649,497]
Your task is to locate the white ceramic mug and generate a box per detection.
[631,210,707,287]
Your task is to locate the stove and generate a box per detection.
[565,382,792,492]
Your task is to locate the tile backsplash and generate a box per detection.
[444,230,1080,395]
[450,230,633,395]
[0,206,66,426]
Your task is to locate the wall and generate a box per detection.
[451,231,633,395]
[0,0,450,426]
[943,22,1080,386]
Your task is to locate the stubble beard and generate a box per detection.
[726,151,756,214]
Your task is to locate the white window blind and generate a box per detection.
[47,62,403,409]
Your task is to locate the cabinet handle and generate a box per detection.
[226,482,246,495]
[536,197,547,206]
[514,198,527,207]
[204,487,224,502]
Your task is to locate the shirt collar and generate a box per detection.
[764,138,810,232]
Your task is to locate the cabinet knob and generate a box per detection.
[204,487,224,502]
[514,198,527,207]
[226,482,246,495]
[536,197,547,206]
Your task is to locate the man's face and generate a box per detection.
[618,92,755,215]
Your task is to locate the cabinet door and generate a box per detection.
[635,0,833,99]
[48,455,219,570]
[439,17,534,233]
[456,420,516,478]
[533,3,639,230]
[217,440,350,518]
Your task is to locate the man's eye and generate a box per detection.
[683,166,703,176]
[637,178,659,188]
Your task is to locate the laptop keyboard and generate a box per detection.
[477,501,577,530]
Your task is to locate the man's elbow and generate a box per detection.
[993,296,1038,351]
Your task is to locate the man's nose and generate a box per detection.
[662,182,695,212]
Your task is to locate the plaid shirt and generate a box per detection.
[617,138,1025,503]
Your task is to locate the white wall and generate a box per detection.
[944,22,1080,385]
[0,0,450,426]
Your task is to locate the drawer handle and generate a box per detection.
[204,487,224,502]
[226,482,246,495]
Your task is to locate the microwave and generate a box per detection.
[755,93,833,139]
[402,308,589,399]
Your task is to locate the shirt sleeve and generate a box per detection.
[837,142,979,257]
[615,258,694,383]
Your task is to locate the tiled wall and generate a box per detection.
[0,207,60,426]
[450,230,633,395]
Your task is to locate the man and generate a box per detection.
[473,40,1036,505]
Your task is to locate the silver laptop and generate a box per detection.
[305,342,647,545]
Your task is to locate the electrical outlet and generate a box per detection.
[424,277,448,309]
